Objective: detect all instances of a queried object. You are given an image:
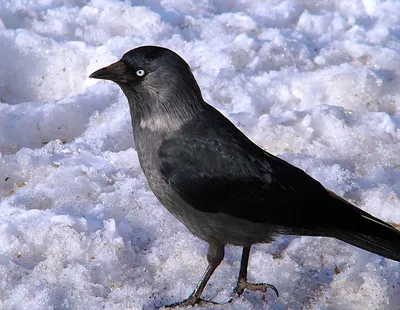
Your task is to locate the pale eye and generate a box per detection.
[136,69,145,77]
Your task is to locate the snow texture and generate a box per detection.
[0,0,399,309]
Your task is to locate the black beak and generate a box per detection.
[89,61,127,81]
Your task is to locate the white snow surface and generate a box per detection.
[0,0,400,309]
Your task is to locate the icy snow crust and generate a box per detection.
[0,0,399,309]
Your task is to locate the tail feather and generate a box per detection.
[328,191,400,261]
[332,227,400,261]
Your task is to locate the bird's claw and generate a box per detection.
[233,278,279,297]
[164,297,219,308]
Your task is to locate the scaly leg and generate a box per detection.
[166,243,224,307]
[233,246,279,297]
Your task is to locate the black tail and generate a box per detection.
[327,191,400,261]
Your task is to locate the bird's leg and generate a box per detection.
[166,243,224,308]
[233,246,279,297]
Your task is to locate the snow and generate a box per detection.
[0,0,399,309]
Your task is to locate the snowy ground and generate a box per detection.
[1,0,400,309]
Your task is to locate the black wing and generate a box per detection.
[159,106,333,232]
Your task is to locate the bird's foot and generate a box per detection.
[233,278,279,297]
[165,296,219,308]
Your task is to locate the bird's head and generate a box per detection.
[90,46,205,131]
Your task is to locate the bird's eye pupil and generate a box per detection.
[136,69,145,77]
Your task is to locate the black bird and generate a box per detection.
[90,46,400,307]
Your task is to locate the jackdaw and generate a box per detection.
[90,46,400,307]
